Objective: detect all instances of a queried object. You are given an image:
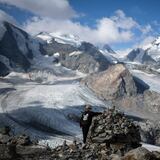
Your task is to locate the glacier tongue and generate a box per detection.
[0,70,106,147]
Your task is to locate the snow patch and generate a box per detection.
[142,143,160,152]
[69,51,83,56]
[131,69,160,93]
[37,32,82,47]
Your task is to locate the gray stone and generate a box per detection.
[0,126,10,135]
[0,144,16,159]
[0,134,11,144]
[122,147,155,160]
[16,145,47,155]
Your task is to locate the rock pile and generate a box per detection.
[1,110,160,160]
[0,126,48,160]
[87,108,141,150]
[51,109,160,160]
[52,142,160,160]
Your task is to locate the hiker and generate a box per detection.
[80,104,101,143]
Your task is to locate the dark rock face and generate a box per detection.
[102,44,116,54]
[43,38,77,55]
[127,48,156,65]
[77,42,111,72]
[0,61,10,76]
[0,22,31,72]
[43,40,112,73]
[82,64,137,100]
[133,76,149,94]
[127,48,144,61]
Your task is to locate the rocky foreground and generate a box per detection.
[1,109,160,160]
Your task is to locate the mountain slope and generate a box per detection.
[0,22,31,72]
[37,32,114,73]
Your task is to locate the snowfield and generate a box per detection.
[0,69,106,147]
[131,69,160,93]
[37,32,82,47]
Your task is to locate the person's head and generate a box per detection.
[85,104,92,111]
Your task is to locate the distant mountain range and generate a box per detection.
[0,21,116,76]
[1,20,160,76]
[127,37,160,66]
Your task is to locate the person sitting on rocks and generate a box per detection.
[80,104,101,143]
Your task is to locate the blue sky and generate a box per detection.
[70,0,160,25]
[0,0,160,52]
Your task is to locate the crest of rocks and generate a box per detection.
[87,107,141,148]
[51,109,160,160]
[0,126,48,159]
[1,110,160,160]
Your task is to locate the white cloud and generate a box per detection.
[137,36,155,49]
[111,10,138,29]
[0,0,76,19]
[0,0,154,48]
[0,9,17,24]
[140,24,152,35]
[23,10,139,45]
[115,48,133,58]
[115,35,156,56]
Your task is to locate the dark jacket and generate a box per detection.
[80,111,101,128]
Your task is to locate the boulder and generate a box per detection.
[11,134,32,145]
[0,134,11,144]
[16,145,47,156]
[0,126,11,135]
[122,147,156,160]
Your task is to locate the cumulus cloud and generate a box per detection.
[111,10,138,29]
[0,0,154,47]
[137,36,155,49]
[0,9,17,24]
[23,10,140,45]
[0,0,76,19]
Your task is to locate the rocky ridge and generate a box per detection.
[82,64,137,100]
[51,109,160,160]
[1,110,160,160]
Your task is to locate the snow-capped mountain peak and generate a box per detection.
[127,36,160,64]
[102,44,116,54]
[37,32,82,47]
